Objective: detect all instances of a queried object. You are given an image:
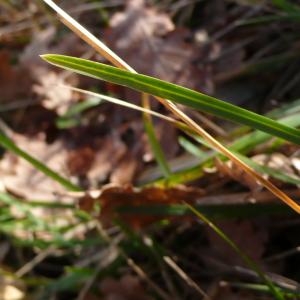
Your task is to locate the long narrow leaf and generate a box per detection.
[41,55,300,145]
[142,93,171,178]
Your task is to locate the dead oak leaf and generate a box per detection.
[20,27,85,114]
[33,71,74,115]
[0,132,70,200]
[86,137,128,187]
[105,0,212,93]
[0,133,84,241]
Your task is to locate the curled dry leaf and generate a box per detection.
[66,133,141,188]
[86,137,128,187]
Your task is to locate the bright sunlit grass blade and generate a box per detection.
[40,2,300,213]
[40,1,300,214]
[41,54,300,146]
[0,133,82,192]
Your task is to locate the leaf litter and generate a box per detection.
[1,0,300,299]
[104,0,213,93]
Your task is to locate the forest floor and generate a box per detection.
[1,1,300,299]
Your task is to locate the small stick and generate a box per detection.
[163,256,209,299]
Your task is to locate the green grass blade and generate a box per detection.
[178,136,209,159]
[142,94,171,178]
[185,203,285,300]
[41,55,300,145]
[144,116,171,178]
[228,282,300,298]
[0,133,81,191]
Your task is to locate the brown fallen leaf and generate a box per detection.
[0,132,70,200]
[110,154,138,185]
[32,71,74,115]
[86,137,128,187]
[20,27,86,114]
[105,0,212,93]
[67,145,96,177]
[79,184,204,228]
[0,132,80,240]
